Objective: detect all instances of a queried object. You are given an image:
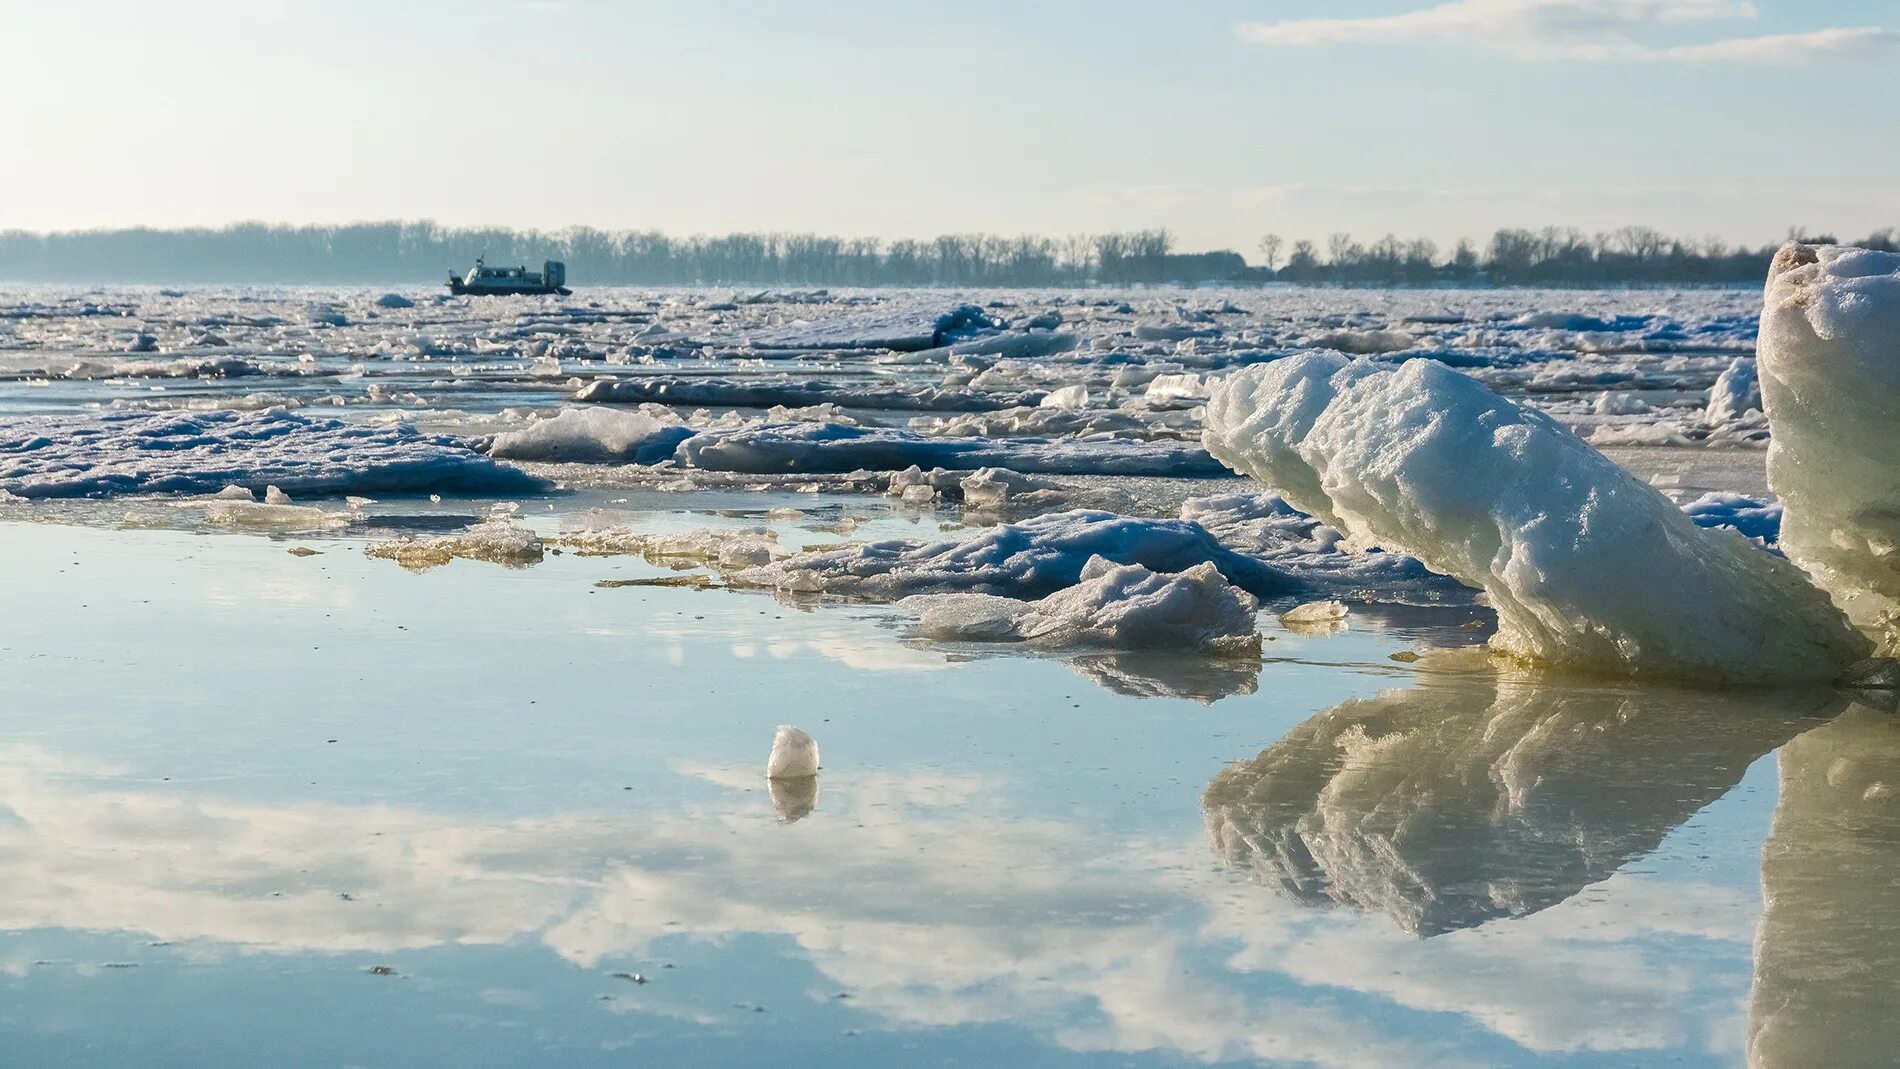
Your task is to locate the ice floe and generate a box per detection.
[573,376,1036,412]
[679,422,1225,477]
[0,409,545,499]
[732,509,1294,600]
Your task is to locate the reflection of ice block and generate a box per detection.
[769,775,819,824]
[1204,676,1841,936]
[1759,245,1900,638]
[1749,705,1900,1069]
[1065,649,1259,704]
[1203,353,1866,682]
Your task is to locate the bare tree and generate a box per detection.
[1256,233,1284,272]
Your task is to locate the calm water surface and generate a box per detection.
[0,516,1892,1068]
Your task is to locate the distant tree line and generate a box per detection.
[1252,226,1899,286]
[0,221,1891,288]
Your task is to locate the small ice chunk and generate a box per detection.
[1202,353,1865,682]
[214,484,256,501]
[1280,600,1349,625]
[373,293,415,309]
[1703,358,1759,426]
[959,467,1062,510]
[902,556,1260,653]
[1145,373,1206,404]
[204,501,351,533]
[485,407,694,465]
[1307,328,1415,355]
[1039,385,1090,410]
[1593,391,1652,416]
[263,485,292,506]
[552,526,785,569]
[767,725,820,779]
[365,517,545,572]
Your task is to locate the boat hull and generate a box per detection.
[449,281,572,297]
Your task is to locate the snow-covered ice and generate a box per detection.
[1202,353,1864,681]
[732,509,1295,601]
[0,409,545,499]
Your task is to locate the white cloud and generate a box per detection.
[1237,0,1899,63]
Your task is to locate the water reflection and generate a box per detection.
[1749,703,1900,1069]
[768,773,819,823]
[1206,674,1900,1066]
[0,749,1433,1068]
[1066,650,1260,703]
[1204,674,1843,934]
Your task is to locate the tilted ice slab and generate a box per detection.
[0,409,545,499]
[1202,352,1864,681]
[1758,244,1900,634]
[679,422,1227,477]
[902,556,1260,653]
[484,406,695,464]
[573,376,1037,412]
[732,509,1295,600]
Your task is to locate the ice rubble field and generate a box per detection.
[2,255,1894,678]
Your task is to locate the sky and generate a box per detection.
[2,0,1896,251]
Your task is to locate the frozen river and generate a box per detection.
[0,284,1888,1067]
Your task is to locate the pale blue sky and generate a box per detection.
[3,0,1895,250]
